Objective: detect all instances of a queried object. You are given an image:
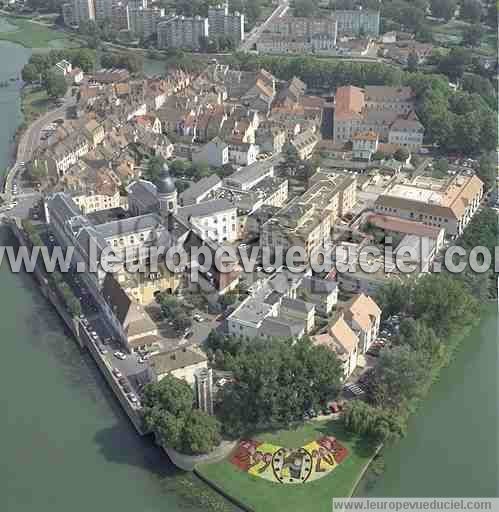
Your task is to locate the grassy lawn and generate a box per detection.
[428,19,496,57]
[0,16,79,48]
[197,420,375,512]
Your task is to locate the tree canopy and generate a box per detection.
[45,72,67,99]
[143,375,221,455]
[430,0,456,20]
[219,337,343,436]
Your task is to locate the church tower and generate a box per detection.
[156,162,177,216]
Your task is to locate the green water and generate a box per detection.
[357,306,499,497]
[0,38,497,511]
[0,40,221,512]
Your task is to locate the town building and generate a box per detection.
[261,176,357,259]
[148,348,208,386]
[352,131,379,160]
[94,0,113,22]
[227,270,311,340]
[179,175,222,207]
[208,3,245,44]
[62,3,75,26]
[374,175,484,237]
[255,124,286,154]
[256,16,338,55]
[342,293,381,354]
[129,6,165,39]
[71,0,95,25]
[157,16,209,50]
[334,9,380,37]
[300,276,338,316]
[228,142,259,166]
[127,165,178,217]
[191,137,229,168]
[333,85,423,148]
[312,314,359,380]
[223,156,277,191]
[177,199,238,243]
[101,273,160,351]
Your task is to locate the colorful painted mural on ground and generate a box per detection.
[230,436,349,484]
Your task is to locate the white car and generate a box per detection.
[193,314,204,322]
[114,351,126,360]
[112,368,122,378]
[128,394,138,404]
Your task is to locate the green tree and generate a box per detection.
[144,155,165,182]
[376,280,413,318]
[438,48,472,81]
[462,24,483,47]
[476,152,497,190]
[397,318,443,363]
[430,0,456,20]
[460,0,482,23]
[21,63,39,83]
[394,147,410,162]
[407,51,419,72]
[45,71,68,99]
[142,375,194,417]
[433,157,449,176]
[72,49,95,72]
[219,337,343,435]
[180,409,221,455]
[370,345,428,409]
[412,274,478,337]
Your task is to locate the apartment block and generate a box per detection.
[71,0,95,24]
[208,2,245,44]
[129,6,165,39]
[334,9,380,37]
[256,16,337,55]
[157,15,209,50]
[261,176,357,259]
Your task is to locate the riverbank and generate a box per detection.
[357,303,498,496]
[0,14,81,48]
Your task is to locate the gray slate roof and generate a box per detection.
[179,175,221,205]
[177,199,235,219]
[94,213,165,238]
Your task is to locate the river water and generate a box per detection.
[0,38,497,511]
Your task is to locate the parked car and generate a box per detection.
[122,384,131,394]
[114,351,126,360]
[112,368,122,379]
[98,345,108,355]
[193,314,204,322]
[128,394,138,405]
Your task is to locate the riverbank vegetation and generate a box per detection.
[0,16,78,48]
[21,220,82,317]
[21,48,96,83]
[344,207,499,445]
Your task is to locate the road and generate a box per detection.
[2,92,75,201]
[239,0,289,52]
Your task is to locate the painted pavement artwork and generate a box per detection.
[230,436,348,484]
